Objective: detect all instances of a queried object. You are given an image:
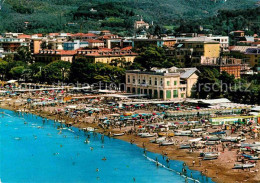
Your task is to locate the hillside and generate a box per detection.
[0,0,258,34]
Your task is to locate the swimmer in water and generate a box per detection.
[85,139,89,144]
[90,147,94,151]
[96,168,99,172]
[101,145,104,148]
[102,157,107,161]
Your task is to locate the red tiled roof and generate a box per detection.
[33,34,43,37]
[233,30,244,33]
[17,34,31,39]
[87,39,104,43]
[121,46,133,50]
[251,42,260,45]
[49,33,59,36]
[71,33,97,37]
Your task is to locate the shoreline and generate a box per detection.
[1,103,259,183]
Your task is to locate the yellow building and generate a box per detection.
[183,37,220,64]
[76,48,137,64]
[30,39,42,54]
[244,48,260,67]
[34,50,76,63]
[126,67,199,100]
[173,37,221,64]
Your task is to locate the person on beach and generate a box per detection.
[192,160,195,167]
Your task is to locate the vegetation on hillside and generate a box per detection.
[0,0,257,34]
[176,6,260,36]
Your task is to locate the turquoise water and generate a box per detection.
[0,109,214,183]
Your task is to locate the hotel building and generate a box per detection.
[126,67,199,100]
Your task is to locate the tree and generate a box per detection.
[43,60,71,83]
[0,59,8,80]
[134,46,167,71]
[14,46,32,63]
[70,57,125,84]
[9,66,25,80]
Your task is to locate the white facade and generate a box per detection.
[207,36,229,51]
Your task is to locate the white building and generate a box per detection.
[207,35,229,51]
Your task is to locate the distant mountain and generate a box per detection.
[0,0,258,34]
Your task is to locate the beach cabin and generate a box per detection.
[210,115,260,126]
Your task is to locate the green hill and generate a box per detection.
[0,0,258,34]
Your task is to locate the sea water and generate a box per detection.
[0,109,214,183]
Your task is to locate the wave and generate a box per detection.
[144,155,201,183]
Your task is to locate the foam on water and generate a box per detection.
[0,109,215,183]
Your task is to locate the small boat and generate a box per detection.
[180,130,192,136]
[158,132,174,137]
[191,128,203,132]
[210,131,226,135]
[179,144,191,149]
[141,133,155,138]
[205,141,217,145]
[137,132,148,136]
[113,132,125,137]
[203,156,218,160]
[233,163,255,169]
[241,142,260,148]
[202,152,219,160]
[161,141,174,146]
[87,127,95,132]
[242,154,260,160]
[150,137,166,143]
[205,136,220,141]
[221,136,238,142]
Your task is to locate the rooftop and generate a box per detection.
[184,37,219,43]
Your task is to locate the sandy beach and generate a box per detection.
[1,97,259,183]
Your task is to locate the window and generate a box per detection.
[160,90,164,99]
[142,77,146,84]
[160,78,163,86]
[154,90,158,98]
[166,90,171,99]
[127,75,130,83]
[167,81,170,86]
[133,76,135,84]
[181,93,185,98]
[127,87,131,93]
[132,88,136,93]
[138,77,141,84]
[149,77,152,85]
[173,90,178,98]
[174,81,177,86]
[149,89,152,97]
[155,78,157,85]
